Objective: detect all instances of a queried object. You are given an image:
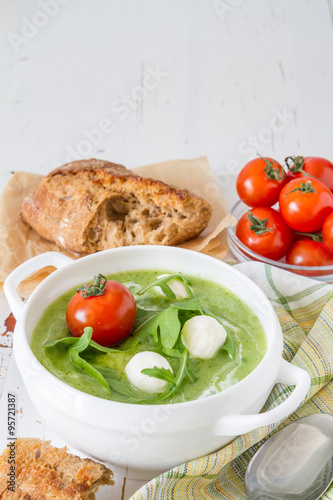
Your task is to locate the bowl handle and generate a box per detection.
[215,359,311,436]
[3,252,74,318]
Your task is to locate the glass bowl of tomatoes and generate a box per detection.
[227,199,333,283]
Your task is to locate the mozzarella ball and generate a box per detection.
[125,351,173,393]
[156,274,190,299]
[182,315,227,359]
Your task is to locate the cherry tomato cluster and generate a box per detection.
[235,156,333,267]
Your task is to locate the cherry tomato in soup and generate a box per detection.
[322,212,333,252]
[236,207,293,260]
[66,274,137,347]
[236,157,287,207]
[279,177,333,232]
[286,238,333,267]
[285,156,333,191]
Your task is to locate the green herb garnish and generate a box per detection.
[66,327,111,393]
[143,347,197,401]
[44,334,139,354]
[137,273,193,299]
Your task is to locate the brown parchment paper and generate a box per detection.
[0,156,236,295]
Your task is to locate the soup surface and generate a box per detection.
[30,270,266,404]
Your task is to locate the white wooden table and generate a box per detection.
[1,1,333,498]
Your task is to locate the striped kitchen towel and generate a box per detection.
[130,261,333,500]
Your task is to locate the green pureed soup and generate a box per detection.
[30,271,267,404]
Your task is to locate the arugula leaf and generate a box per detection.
[71,353,111,393]
[220,332,236,359]
[145,347,198,402]
[44,332,139,354]
[134,313,161,342]
[44,327,111,394]
[135,307,181,349]
[158,307,181,349]
[137,274,192,299]
[67,328,111,394]
[170,299,202,311]
[94,365,161,403]
[162,346,183,357]
[43,336,77,348]
[173,348,192,392]
[200,306,236,359]
[106,378,146,403]
[185,364,197,383]
[135,306,162,321]
[89,337,140,354]
[141,366,175,384]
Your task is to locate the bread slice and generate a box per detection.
[20,159,212,253]
[0,438,113,499]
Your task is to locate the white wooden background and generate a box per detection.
[1,1,333,498]
[2,0,333,209]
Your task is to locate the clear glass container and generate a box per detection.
[227,200,333,283]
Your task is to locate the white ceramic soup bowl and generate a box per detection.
[4,246,310,479]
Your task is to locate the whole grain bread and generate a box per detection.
[0,437,113,499]
[20,159,212,253]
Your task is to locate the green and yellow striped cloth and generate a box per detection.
[130,262,333,500]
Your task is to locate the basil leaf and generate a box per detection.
[159,307,181,349]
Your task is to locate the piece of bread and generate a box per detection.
[0,438,113,499]
[20,159,212,253]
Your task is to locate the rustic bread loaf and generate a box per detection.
[0,437,113,499]
[20,159,212,253]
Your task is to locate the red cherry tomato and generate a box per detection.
[236,207,293,260]
[322,212,333,252]
[66,274,137,346]
[285,156,333,191]
[279,177,333,232]
[286,238,333,266]
[236,157,287,207]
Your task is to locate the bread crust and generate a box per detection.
[0,437,113,499]
[20,159,212,253]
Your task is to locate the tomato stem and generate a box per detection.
[284,156,320,181]
[294,231,323,242]
[78,273,107,297]
[246,210,275,235]
[257,153,286,180]
[284,180,316,195]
